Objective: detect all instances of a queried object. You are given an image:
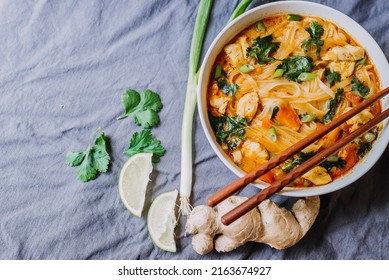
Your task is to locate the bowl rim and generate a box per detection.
[197,0,389,197]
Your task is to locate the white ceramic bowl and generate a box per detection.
[198,1,389,197]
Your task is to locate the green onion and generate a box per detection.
[239,64,254,73]
[179,0,213,216]
[303,179,311,186]
[363,132,376,143]
[285,181,295,188]
[228,0,253,23]
[179,0,252,216]
[298,72,317,82]
[214,64,223,79]
[282,162,294,172]
[269,152,275,159]
[256,21,266,31]
[288,14,302,21]
[327,155,339,162]
[273,68,285,78]
[356,56,367,68]
[300,113,316,123]
[269,126,277,142]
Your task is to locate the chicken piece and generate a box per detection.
[328,61,356,79]
[224,36,249,67]
[322,44,364,61]
[345,107,374,132]
[241,140,269,160]
[302,166,332,185]
[236,92,259,121]
[209,95,230,114]
[231,150,242,164]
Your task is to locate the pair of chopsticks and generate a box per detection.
[208,86,389,226]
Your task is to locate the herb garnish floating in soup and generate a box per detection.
[207,14,381,188]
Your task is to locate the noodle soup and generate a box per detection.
[207,14,381,188]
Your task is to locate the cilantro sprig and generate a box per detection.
[118,89,163,129]
[66,129,111,182]
[124,129,166,163]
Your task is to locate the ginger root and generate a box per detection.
[185,196,320,255]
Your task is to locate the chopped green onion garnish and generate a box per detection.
[256,21,266,31]
[214,64,223,79]
[273,68,285,78]
[356,56,367,68]
[300,113,316,123]
[363,132,376,143]
[288,14,302,21]
[269,152,275,159]
[269,126,277,142]
[298,72,317,82]
[327,155,339,162]
[282,162,294,172]
[303,179,311,186]
[239,64,255,73]
[285,181,295,188]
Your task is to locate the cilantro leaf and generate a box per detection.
[90,133,110,173]
[246,35,280,64]
[209,114,248,150]
[66,152,85,166]
[325,68,341,86]
[323,88,344,123]
[118,89,163,129]
[66,130,111,182]
[302,22,324,58]
[276,56,314,82]
[351,76,370,98]
[76,154,98,182]
[124,129,166,163]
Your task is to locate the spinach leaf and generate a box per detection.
[358,142,372,158]
[246,35,280,64]
[322,88,344,123]
[217,79,238,97]
[302,21,324,58]
[325,68,341,86]
[276,56,314,82]
[351,76,370,98]
[209,114,248,150]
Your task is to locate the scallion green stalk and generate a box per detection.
[179,0,213,216]
[288,14,302,21]
[228,0,253,23]
[298,72,317,82]
[239,64,254,73]
[179,0,253,216]
[269,126,277,142]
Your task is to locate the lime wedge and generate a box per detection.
[147,190,178,252]
[118,153,153,217]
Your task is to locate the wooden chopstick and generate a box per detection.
[221,107,389,225]
[208,86,389,208]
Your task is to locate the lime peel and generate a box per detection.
[147,189,178,252]
[118,153,153,217]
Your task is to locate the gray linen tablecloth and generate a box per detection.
[1,0,388,260]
